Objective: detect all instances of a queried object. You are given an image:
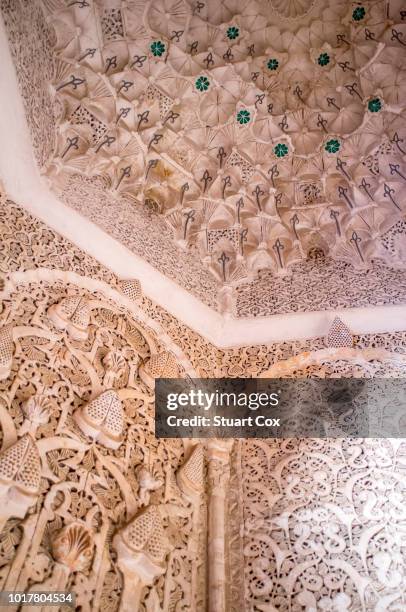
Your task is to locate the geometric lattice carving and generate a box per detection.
[0,324,14,380]
[118,505,170,565]
[0,434,41,519]
[48,296,90,341]
[118,279,142,302]
[113,505,172,607]
[74,390,124,449]
[139,352,179,389]
[0,186,405,610]
[326,316,353,348]
[177,444,204,501]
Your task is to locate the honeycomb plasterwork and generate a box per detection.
[0,191,405,378]
[0,188,405,611]
[2,0,406,315]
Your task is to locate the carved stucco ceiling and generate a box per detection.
[8,0,406,311]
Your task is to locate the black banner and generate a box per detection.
[155,378,406,438]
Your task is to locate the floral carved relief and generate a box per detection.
[0,188,404,610]
[0,265,206,610]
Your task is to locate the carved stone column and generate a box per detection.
[206,439,234,612]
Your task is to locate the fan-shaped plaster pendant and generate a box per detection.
[326,316,353,348]
[48,296,90,340]
[0,324,14,380]
[74,389,124,449]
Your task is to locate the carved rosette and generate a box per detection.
[73,389,124,449]
[0,324,14,380]
[0,434,41,519]
[52,522,94,572]
[48,295,90,340]
[139,351,179,389]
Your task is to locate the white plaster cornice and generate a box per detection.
[1,15,406,350]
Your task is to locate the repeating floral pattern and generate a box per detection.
[0,190,207,610]
[0,277,206,611]
[238,436,406,611]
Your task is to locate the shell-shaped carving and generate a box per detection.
[139,352,179,389]
[177,444,204,499]
[74,390,124,449]
[102,351,128,387]
[0,324,14,380]
[118,505,170,565]
[52,522,94,572]
[118,279,142,302]
[103,350,126,373]
[0,434,41,495]
[22,395,51,425]
[48,296,90,340]
[327,317,353,348]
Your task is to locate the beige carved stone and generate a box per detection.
[102,350,128,387]
[0,434,41,521]
[137,468,164,507]
[21,395,51,433]
[17,0,405,308]
[48,295,90,340]
[0,324,14,380]
[0,189,404,610]
[327,316,353,348]
[177,443,205,501]
[139,351,179,389]
[113,505,172,611]
[118,279,142,302]
[73,389,124,449]
[52,522,94,572]
[207,439,234,612]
